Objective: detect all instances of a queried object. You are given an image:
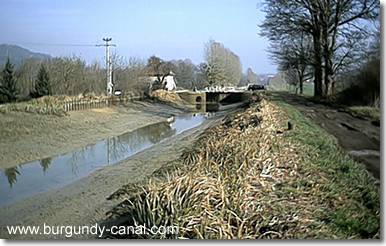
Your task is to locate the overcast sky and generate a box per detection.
[0,0,277,74]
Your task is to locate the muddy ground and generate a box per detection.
[268,92,380,179]
[0,100,183,169]
[0,101,237,239]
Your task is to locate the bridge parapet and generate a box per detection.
[198,86,246,93]
[176,91,206,105]
[175,87,252,105]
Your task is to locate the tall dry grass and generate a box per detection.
[106,98,379,239]
[106,100,329,238]
[0,94,110,116]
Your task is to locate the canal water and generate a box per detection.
[0,113,208,207]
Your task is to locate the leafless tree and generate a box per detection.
[204,40,242,86]
[171,59,197,89]
[16,58,41,98]
[269,32,313,94]
[112,56,147,93]
[261,0,379,97]
[146,56,175,83]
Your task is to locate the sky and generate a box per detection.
[0,0,277,74]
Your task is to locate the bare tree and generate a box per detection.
[261,0,379,97]
[43,56,105,96]
[16,58,41,98]
[171,59,197,89]
[146,56,175,84]
[204,40,242,86]
[269,32,313,94]
[195,63,210,89]
[246,68,262,85]
[113,57,147,93]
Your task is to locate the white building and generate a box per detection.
[149,71,177,91]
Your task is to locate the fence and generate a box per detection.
[62,92,146,112]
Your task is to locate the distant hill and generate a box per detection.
[0,44,51,67]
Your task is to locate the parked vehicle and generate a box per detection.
[247,84,265,91]
[114,90,122,96]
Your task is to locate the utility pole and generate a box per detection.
[96,38,116,95]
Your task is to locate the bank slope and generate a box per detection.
[105,98,380,239]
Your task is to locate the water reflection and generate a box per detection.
[106,122,176,163]
[4,167,20,187]
[0,114,207,207]
[194,102,221,113]
[40,157,52,173]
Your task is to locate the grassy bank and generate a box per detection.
[106,98,379,239]
[276,101,379,238]
[0,94,116,116]
[346,106,380,122]
[0,96,67,116]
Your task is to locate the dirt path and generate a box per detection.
[268,92,380,179]
[0,100,182,169]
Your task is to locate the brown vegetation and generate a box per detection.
[106,98,379,239]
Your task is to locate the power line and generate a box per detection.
[96,38,116,96]
[9,42,99,47]
[8,39,118,95]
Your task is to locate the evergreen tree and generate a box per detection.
[0,58,19,103]
[33,64,51,98]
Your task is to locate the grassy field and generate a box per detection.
[346,106,380,122]
[268,82,314,97]
[106,97,379,239]
[302,83,314,96]
[286,83,314,97]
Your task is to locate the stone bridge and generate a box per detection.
[175,87,250,105]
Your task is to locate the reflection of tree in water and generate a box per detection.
[46,122,176,172]
[4,166,20,187]
[107,137,129,163]
[108,122,176,162]
[68,144,96,175]
[40,157,52,173]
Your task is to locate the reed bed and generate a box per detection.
[0,94,109,116]
[0,96,66,116]
[106,99,379,239]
